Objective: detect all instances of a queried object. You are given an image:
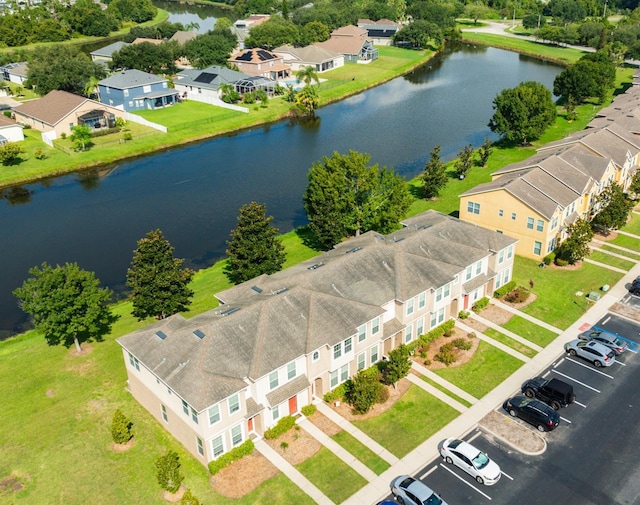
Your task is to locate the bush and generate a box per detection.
[91,126,120,138]
[472,296,490,312]
[301,404,316,417]
[111,408,133,444]
[443,326,455,337]
[423,359,432,366]
[123,132,133,141]
[33,147,46,160]
[543,252,555,265]
[323,383,347,403]
[504,286,531,304]
[344,367,385,414]
[458,310,470,319]
[60,132,67,139]
[264,415,296,439]
[180,489,201,505]
[377,385,389,403]
[494,280,516,298]
[208,440,254,475]
[3,110,10,118]
[280,441,289,450]
[155,451,184,493]
[452,337,472,350]
[468,332,476,339]
[434,343,457,366]
[555,257,569,266]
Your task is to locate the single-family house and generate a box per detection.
[273,44,344,73]
[117,210,517,466]
[0,114,24,143]
[174,65,259,100]
[0,62,28,85]
[132,37,164,45]
[314,25,378,63]
[98,69,178,111]
[90,41,130,66]
[357,18,399,45]
[228,48,291,80]
[13,90,124,139]
[170,31,199,67]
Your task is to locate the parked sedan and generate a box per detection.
[390,475,446,505]
[564,339,616,367]
[503,395,560,432]
[439,438,501,485]
[578,329,629,355]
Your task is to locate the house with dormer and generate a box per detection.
[228,48,291,80]
[314,25,378,63]
[117,210,516,466]
[98,69,178,111]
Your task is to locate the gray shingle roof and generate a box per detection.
[90,41,130,57]
[99,69,167,89]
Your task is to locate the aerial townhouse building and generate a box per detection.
[117,210,517,466]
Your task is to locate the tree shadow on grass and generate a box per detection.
[295,225,325,251]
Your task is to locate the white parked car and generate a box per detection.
[564,339,616,367]
[439,438,501,485]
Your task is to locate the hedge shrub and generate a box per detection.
[494,280,516,298]
[471,296,490,312]
[323,383,347,403]
[543,252,555,265]
[452,337,472,350]
[301,404,316,417]
[434,343,457,366]
[504,286,530,304]
[555,257,568,266]
[264,416,296,440]
[407,319,456,353]
[208,440,254,475]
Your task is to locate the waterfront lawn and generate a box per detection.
[433,341,522,398]
[295,447,367,504]
[483,328,538,358]
[512,256,624,330]
[501,315,559,347]
[352,385,459,458]
[331,431,390,475]
[589,250,635,271]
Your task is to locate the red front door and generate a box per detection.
[463,294,469,310]
[288,395,298,415]
[247,417,253,432]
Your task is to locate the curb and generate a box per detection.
[477,420,547,457]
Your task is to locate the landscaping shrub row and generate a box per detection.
[208,440,255,475]
[494,281,516,298]
[263,415,296,440]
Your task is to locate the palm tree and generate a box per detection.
[295,66,319,87]
[84,76,100,101]
[296,85,318,117]
[184,21,200,32]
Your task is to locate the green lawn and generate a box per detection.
[512,256,624,329]
[609,233,640,252]
[331,431,390,475]
[621,212,640,236]
[295,447,367,503]
[501,315,559,347]
[352,386,459,458]
[588,250,635,271]
[599,244,640,260]
[419,375,473,407]
[433,341,523,398]
[483,328,538,358]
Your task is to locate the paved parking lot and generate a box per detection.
[383,314,640,505]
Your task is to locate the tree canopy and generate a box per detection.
[303,150,411,249]
[126,229,195,320]
[13,262,114,353]
[27,45,106,96]
[225,202,286,284]
[107,0,157,23]
[245,16,300,48]
[590,183,633,232]
[183,30,237,68]
[557,218,594,264]
[393,20,443,49]
[111,42,177,74]
[554,51,616,105]
[421,145,448,198]
[488,81,556,145]
[59,0,119,37]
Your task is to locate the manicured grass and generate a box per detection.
[512,256,624,329]
[295,447,367,503]
[609,233,640,252]
[433,341,523,398]
[352,385,459,458]
[501,315,559,347]
[483,328,538,358]
[331,431,390,475]
[599,244,640,260]
[588,250,635,271]
[419,375,473,407]
[621,212,640,236]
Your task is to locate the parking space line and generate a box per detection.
[551,369,601,393]
[602,316,611,325]
[468,431,482,443]
[574,400,587,408]
[560,416,572,424]
[500,471,514,481]
[615,360,626,367]
[439,464,492,500]
[418,465,438,480]
[564,357,614,379]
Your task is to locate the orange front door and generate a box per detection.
[288,395,298,415]
[247,417,253,432]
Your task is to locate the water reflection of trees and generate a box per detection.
[152,0,236,22]
[289,115,322,130]
[404,42,488,85]
[0,186,32,205]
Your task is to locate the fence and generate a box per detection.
[124,112,167,133]
[184,92,249,113]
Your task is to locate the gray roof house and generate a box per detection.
[273,44,344,73]
[117,210,517,465]
[98,69,178,112]
[90,41,130,65]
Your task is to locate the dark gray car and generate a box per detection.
[579,329,629,355]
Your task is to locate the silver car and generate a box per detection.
[390,475,447,505]
[564,339,616,367]
[578,329,629,355]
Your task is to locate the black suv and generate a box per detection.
[629,277,640,296]
[521,376,575,410]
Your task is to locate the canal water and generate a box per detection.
[0,43,561,337]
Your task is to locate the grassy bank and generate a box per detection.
[0,46,433,189]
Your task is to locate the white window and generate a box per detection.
[287,361,296,380]
[330,369,339,389]
[437,307,445,325]
[143,84,152,93]
[344,337,352,354]
[370,345,379,364]
[162,82,168,88]
[182,400,189,415]
[511,212,517,220]
[547,237,556,253]
[197,437,204,456]
[358,324,366,342]
[128,353,140,371]
[269,371,279,390]
[498,249,505,264]
[467,201,480,214]
[534,241,542,255]
[465,265,472,281]
[208,404,220,425]
[128,101,133,107]
[416,317,424,337]
[444,283,450,298]
[357,352,366,370]
[161,404,168,422]
[312,350,320,361]
[430,308,445,328]
[340,363,349,382]
[372,317,380,335]
[272,404,280,421]
[503,267,511,284]
[527,217,534,229]
[498,209,504,217]
[495,271,502,289]
[231,425,243,447]
[106,86,110,94]
[418,292,426,309]
[404,326,412,343]
[475,260,482,275]
[536,220,544,232]
[228,393,240,414]
[123,89,129,97]
[191,407,198,424]
[333,343,341,359]
[212,435,224,458]
[406,298,414,315]
[507,245,514,259]
[551,216,558,230]
[436,286,443,303]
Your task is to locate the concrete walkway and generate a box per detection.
[410,361,478,405]
[592,238,640,258]
[491,299,563,334]
[456,320,531,362]
[583,257,628,273]
[407,370,469,412]
[616,229,640,239]
[465,313,543,353]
